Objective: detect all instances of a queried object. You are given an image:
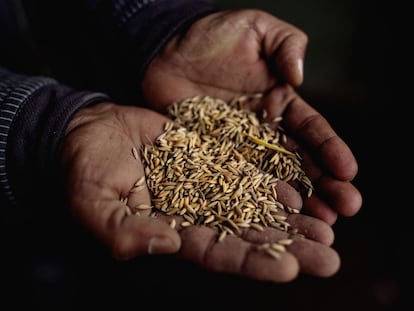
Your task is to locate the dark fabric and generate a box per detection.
[107,0,220,101]
[0,1,222,306]
[0,69,58,205]
[7,83,110,207]
[0,0,219,102]
[0,0,220,207]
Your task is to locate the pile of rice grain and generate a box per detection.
[138,95,312,249]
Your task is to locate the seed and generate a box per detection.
[129,184,146,193]
[218,230,227,242]
[134,176,145,187]
[286,206,301,214]
[250,223,264,232]
[263,247,282,260]
[278,239,294,246]
[245,133,295,156]
[270,243,286,252]
[181,221,192,227]
[271,116,283,123]
[125,205,132,216]
[132,147,139,160]
[138,95,314,256]
[135,204,152,210]
[204,214,215,224]
[120,196,128,205]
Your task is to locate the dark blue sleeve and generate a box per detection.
[82,0,220,101]
[0,0,219,101]
[0,67,111,207]
[0,0,220,207]
[107,0,219,82]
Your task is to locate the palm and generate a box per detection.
[142,10,304,112]
[59,103,182,257]
[142,10,362,224]
[59,102,341,282]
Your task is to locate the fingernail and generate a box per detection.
[148,236,175,254]
[297,59,303,81]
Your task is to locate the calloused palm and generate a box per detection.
[142,9,362,224]
[59,102,340,283]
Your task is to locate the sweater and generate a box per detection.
[0,0,219,207]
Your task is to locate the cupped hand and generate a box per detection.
[248,86,362,224]
[59,102,341,283]
[59,102,182,258]
[142,9,307,110]
[141,9,362,224]
[156,184,341,283]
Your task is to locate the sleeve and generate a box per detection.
[0,0,220,207]
[0,66,111,207]
[108,0,220,81]
[83,0,220,101]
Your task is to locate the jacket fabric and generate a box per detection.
[0,0,219,207]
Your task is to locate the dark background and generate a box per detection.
[216,1,407,310]
[214,1,407,310]
[2,1,408,310]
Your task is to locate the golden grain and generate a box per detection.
[270,243,286,252]
[125,205,132,216]
[132,147,139,160]
[278,239,294,246]
[250,223,265,232]
[135,204,152,210]
[134,176,145,187]
[263,247,282,260]
[138,95,314,259]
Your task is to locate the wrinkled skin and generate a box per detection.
[59,9,363,283]
[142,9,362,224]
[60,103,341,283]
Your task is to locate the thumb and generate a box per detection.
[259,14,308,86]
[111,212,181,260]
[273,34,306,86]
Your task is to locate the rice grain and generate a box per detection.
[138,95,314,260]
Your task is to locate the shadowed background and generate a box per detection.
[213,1,404,310]
[1,1,407,310]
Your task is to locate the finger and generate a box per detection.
[271,179,303,212]
[83,199,181,260]
[273,34,307,86]
[124,175,153,216]
[286,94,358,181]
[313,176,363,217]
[261,85,359,181]
[285,214,335,245]
[258,106,361,221]
[113,211,181,259]
[302,195,338,225]
[242,221,340,277]
[241,213,334,246]
[257,12,308,86]
[179,226,299,283]
[125,106,173,144]
[299,147,362,220]
[286,237,341,277]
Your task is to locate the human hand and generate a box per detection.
[59,102,340,283]
[142,9,306,109]
[141,9,362,224]
[156,198,341,283]
[248,85,363,225]
[59,102,182,257]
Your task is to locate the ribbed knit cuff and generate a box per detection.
[0,69,57,205]
[110,0,220,97]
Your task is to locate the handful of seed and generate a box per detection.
[139,95,313,246]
